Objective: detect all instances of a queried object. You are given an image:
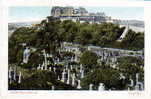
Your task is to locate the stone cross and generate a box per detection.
[120,73,126,80]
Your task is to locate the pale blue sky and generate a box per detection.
[9,6,144,22]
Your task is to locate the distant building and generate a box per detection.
[51,6,112,23]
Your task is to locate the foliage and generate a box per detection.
[9,70,76,90]
[80,51,98,72]
[81,68,124,90]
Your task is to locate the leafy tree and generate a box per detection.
[80,51,98,72]
[117,56,144,83]
[81,68,124,90]
[9,70,76,90]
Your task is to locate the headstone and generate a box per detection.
[129,78,134,87]
[72,73,76,86]
[77,80,81,89]
[49,67,52,71]
[136,73,139,84]
[74,56,77,62]
[41,65,44,70]
[47,53,49,57]
[61,69,66,83]
[71,57,74,62]
[23,47,30,63]
[80,64,83,73]
[13,69,16,81]
[18,72,21,84]
[8,67,12,79]
[43,50,47,70]
[51,86,55,90]
[65,64,68,71]
[128,87,130,91]
[135,84,139,90]
[37,64,41,70]
[67,69,70,84]
[47,61,50,65]
[57,58,59,62]
[54,67,56,73]
[70,65,73,70]
[57,75,60,80]
[81,70,84,78]
[98,83,105,91]
[89,84,93,90]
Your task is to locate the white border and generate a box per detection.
[1,0,151,99]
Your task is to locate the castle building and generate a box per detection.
[50,6,111,23]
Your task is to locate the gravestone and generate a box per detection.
[13,69,16,81]
[135,84,139,90]
[54,67,56,73]
[61,69,66,83]
[57,75,60,80]
[23,47,30,63]
[43,49,47,70]
[70,65,73,70]
[49,67,52,71]
[80,64,83,73]
[136,73,139,83]
[98,83,105,91]
[37,64,41,70]
[89,84,93,90]
[72,73,76,86]
[77,80,81,89]
[51,86,55,90]
[81,70,84,78]
[67,69,70,84]
[18,72,21,84]
[120,73,126,80]
[129,78,134,87]
[8,67,12,79]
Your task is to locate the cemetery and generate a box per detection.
[8,14,144,91]
[8,41,144,90]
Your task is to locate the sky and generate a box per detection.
[9,6,144,23]
[4,0,144,6]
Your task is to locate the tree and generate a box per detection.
[9,71,76,90]
[80,51,98,72]
[81,68,123,90]
[117,56,144,83]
